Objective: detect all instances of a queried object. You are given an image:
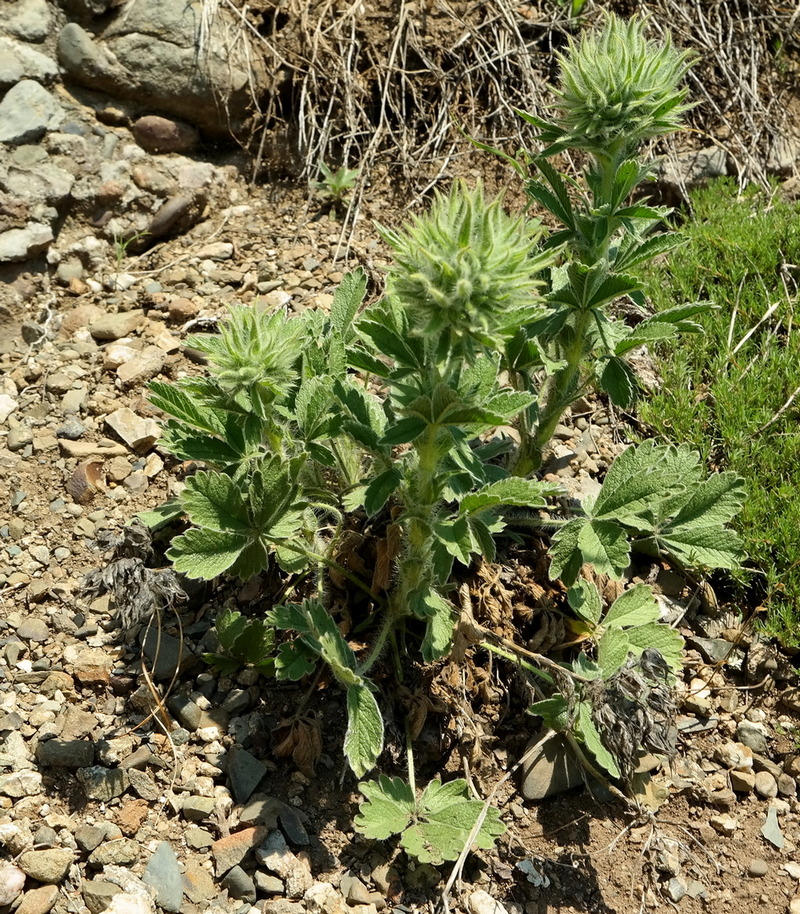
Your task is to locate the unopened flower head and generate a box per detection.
[380,181,544,350]
[554,14,694,159]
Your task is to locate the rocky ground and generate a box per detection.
[3,1,800,914]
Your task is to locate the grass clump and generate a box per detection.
[640,178,800,644]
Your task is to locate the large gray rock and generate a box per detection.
[142,842,183,913]
[0,81,64,145]
[1,158,75,208]
[0,37,59,88]
[57,0,268,136]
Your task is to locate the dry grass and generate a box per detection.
[213,0,799,228]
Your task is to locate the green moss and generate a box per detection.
[640,177,800,645]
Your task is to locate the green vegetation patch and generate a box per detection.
[640,178,800,643]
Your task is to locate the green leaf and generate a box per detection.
[528,695,571,731]
[354,776,505,865]
[548,518,588,585]
[274,640,318,680]
[665,471,745,532]
[180,471,250,533]
[201,653,242,676]
[603,583,660,628]
[401,779,505,865]
[331,269,367,337]
[567,579,602,625]
[364,468,403,517]
[599,357,636,408]
[592,441,699,524]
[267,603,312,632]
[433,516,473,566]
[237,621,276,666]
[625,623,684,672]
[215,608,248,652]
[577,703,620,779]
[167,528,247,580]
[656,526,744,571]
[597,628,632,676]
[344,683,384,778]
[295,376,334,438]
[421,591,455,662]
[381,416,428,445]
[460,477,561,515]
[577,519,630,579]
[149,381,227,437]
[136,498,184,531]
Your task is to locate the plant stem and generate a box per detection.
[357,606,398,676]
[275,540,377,602]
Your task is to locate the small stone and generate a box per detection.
[221,865,256,902]
[664,877,687,902]
[229,747,267,804]
[16,618,50,642]
[0,770,43,798]
[785,863,800,880]
[184,827,213,849]
[714,742,753,771]
[77,766,128,801]
[116,346,166,387]
[181,796,216,821]
[736,721,769,755]
[88,839,139,867]
[89,311,146,341]
[0,81,63,144]
[520,729,583,800]
[789,898,800,914]
[15,885,59,914]
[132,116,198,154]
[82,881,123,914]
[142,842,183,913]
[37,739,95,768]
[72,648,112,685]
[0,395,19,424]
[167,695,201,731]
[211,826,267,876]
[254,873,284,895]
[115,799,149,837]
[730,769,755,793]
[469,890,510,914]
[182,860,216,904]
[105,408,161,454]
[0,864,26,906]
[18,849,74,884]
[778,773,797,798]
[8,427,33,451]
[127,769,159,801]
[254,831,313,898]
[55,418,85,440]
[747,859,769,878]
[75,826,106,853]
[755,771,778,799]
[709,815,738,835]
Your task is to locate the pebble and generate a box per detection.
[17,618,50,642]
[15,884,59,914]
[37,739,95,768]
[142,842,183,913]
[76,766,128,801]
[747,859,769,878]
[709,815,738,835]
[211,826,267,876]
[755,771,779,799]
[0,864,26,906]
[18,849,74,884]
[82,881,122,914]
[221,865,256,902]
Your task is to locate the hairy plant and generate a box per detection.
[136,14,747,861]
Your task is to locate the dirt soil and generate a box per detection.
[2,1,800,912]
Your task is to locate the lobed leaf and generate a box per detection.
[180,471,250,533]
[166,528,247,580]
[603,583,660,628]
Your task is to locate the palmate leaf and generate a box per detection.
[577,519,630,580]
[344,682,384,778]
[461,477,562,515]
[626,623,684,672]
[655,526,744,571]
[274,640,318,681]
[215,608,248,652]
[567,579,602,625]
[597,628,633,677]
[149,381,227,437]
[354,776,505,865]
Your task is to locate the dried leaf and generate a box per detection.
[273,715,322,777]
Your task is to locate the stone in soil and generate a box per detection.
[18,849,74,884]
[77,766,127,801]
[747,859,769,878]
[15,885,59,914]
[88,839,139,867]
[221,865,256,902]
[255,831,314,899]
[228,746,267,804]
[0,864,26,906]
[16,618,50,642]
[211,826,267,876]
[181,795,215,821]
[754,770,779,798]
[0,770,43,798]
[37,739,95,768]
[75,826,107,853]
[142,842,183,913]
[182,860,216,904]
[82,881,123,914]
[520,729,583,800]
